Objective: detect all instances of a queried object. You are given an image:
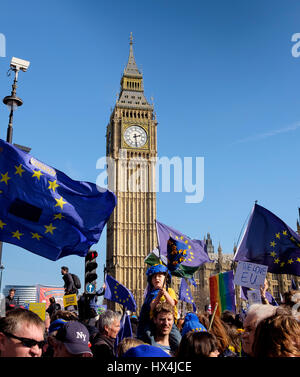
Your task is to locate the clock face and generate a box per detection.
[124,125,147,148]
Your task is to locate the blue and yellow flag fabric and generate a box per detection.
[115,312,133,351]
[179,278,197,312]
[104,274,137,312]
[234,203,300,275]
[0,139,116,261]
[167,236,188,273]
[156,220,212,279]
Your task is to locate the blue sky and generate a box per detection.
[0,0,300,293]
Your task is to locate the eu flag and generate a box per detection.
[0,139,116,261]
[234,203,300,275]
[115,312,133,352]
[104,274,137,312]
[156,220,212,278]
[179,278,197,312]
[167,236,188,273]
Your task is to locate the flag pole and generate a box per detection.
[208,302,218,331]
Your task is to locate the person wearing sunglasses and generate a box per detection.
[0,308,45,357]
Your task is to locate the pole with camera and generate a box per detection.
[0,57,30,295]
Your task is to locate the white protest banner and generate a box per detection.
[248,289,262,305]
[233,261,268,290]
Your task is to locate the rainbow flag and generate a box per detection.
[209,270,236,316]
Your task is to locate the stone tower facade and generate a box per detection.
[105,35,158,312]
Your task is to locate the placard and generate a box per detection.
[29,303,46,321]
[248,289,262,305]
[233,261,268,289]
[63,294,77,308]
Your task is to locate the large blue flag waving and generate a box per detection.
[156,220,212,278]
[234,203,300,275]
[0,139,116,261]
[104,274,137,312]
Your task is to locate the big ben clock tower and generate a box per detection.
[105,34,158,312]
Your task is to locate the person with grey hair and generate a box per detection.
[91,309,121,358]
[241,303,287,357]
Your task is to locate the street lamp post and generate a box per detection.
[0,57,30,294]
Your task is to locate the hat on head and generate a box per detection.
[122,344,171,357]
[146,264,168,276]
[146,264,169,282]
[55,321,92,356]
[181,312,207,337]
[48,319,67,334]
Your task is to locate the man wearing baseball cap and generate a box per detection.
[52,321,93,357]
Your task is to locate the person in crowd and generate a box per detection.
[0,308,45,357]
[151,302,176,356]
[122,344,171,357]
[5,288,17,312]
[252,313,300,357]
[89,283,106,312]
[181,312,207,337]
[50,309,79,323]
[176,316,185,332]
[198,311,236,357]
[46,297,61,318]
[176,332,219,358]
[241,280,278,307]
[281,289,300,314]
[137,264,181,349]
[260,279,278,306]
[44,313,51,335]
[61,266,78,312]
[241,303,285,357]
[43,318,69,357]
[61,266,77,295]
[91,309,121,358]
[51,320,92,357]
[221,310,243,354]
[130,315,138,338]
[116,337,145,357]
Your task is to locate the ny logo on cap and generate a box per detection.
[76,331,86,342]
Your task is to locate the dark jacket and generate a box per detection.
[5,295,17,312]
[91,333,116,358]
[63,273,77,295]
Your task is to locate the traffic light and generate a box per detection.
[85,250,98,294]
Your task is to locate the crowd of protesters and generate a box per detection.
[1,264,300,358]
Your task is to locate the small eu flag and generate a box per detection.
[167,236,188,273]
[104,274,137,312]
[0,139,117,261]
[234,203,300,276]
[179,278,197,312]
[115,312,133,351]
[156,220,212,279]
